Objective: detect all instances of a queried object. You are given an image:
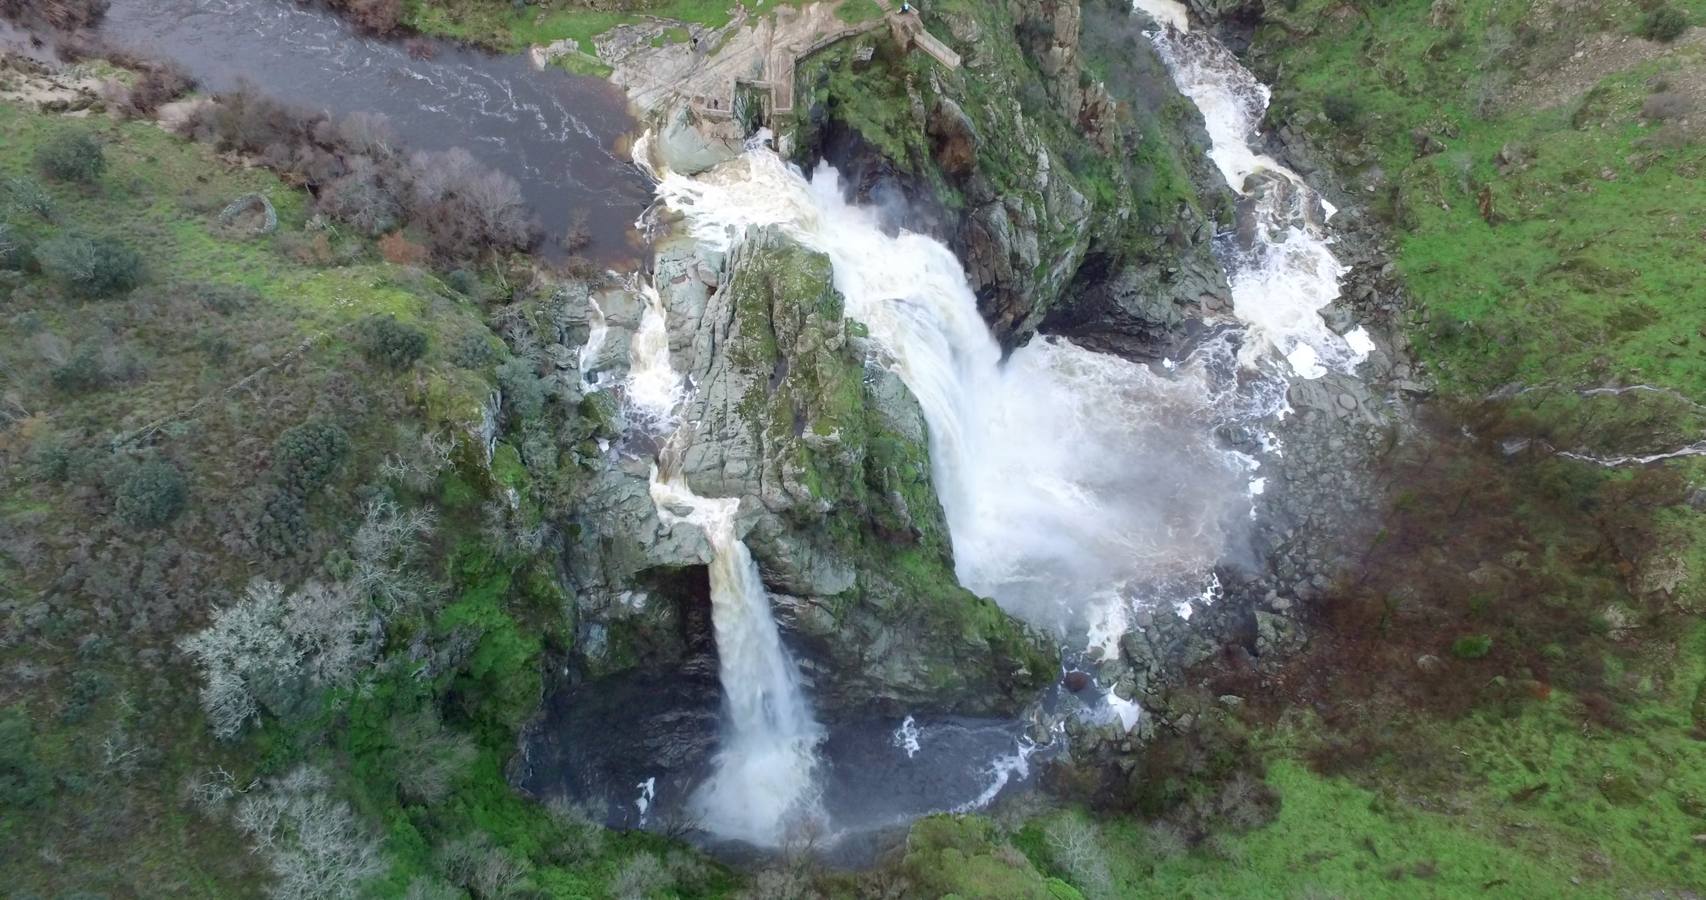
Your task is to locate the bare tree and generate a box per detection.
[235,766,386,900]
[1044,816,1113,898]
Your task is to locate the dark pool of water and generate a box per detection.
[89,0,652,261]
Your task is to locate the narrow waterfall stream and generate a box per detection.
[1131,0,1372,379]
[624,278,825,847]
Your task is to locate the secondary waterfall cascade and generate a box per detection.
[625,277,826,847]
[1132,0,1372,379]
[655,151,1259,658]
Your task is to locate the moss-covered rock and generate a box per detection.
[788,0,1232,355]
[668,227,1056,718]
[902,815,1086,900]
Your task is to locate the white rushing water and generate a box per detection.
[656,151,1259,652]
[624,267,824,847]
[1132,0,1369,379]
[649,473,825,845]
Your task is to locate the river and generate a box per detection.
[89,0,652,260]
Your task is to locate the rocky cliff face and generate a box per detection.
[788,0,1233,357]
[521,225,1056,803]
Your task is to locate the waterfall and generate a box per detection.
[648,472,825,845]
[656,152,1256,650]
[1132,0,1372,379]
[625,274,825,847]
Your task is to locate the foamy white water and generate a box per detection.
[620,229,823,846]
[656,152,1257,647]
[649,471,825,845]
[1133,1,1368,378]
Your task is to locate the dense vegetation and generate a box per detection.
[0,92,726,898]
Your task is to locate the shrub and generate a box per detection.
[317,157,405,236]
[36,129,107,183]
[1639,5,1687,41]
[609,853,672,900]
[273,420,351,494]
[1451,633,1493,659]
[257,488,312,557]
[497,356,547,420]
[1044,817,1113,898]
[1322,92,1362,126]
[450,331,499,369]
[357,314,429,370]
[50,342,142,393]
[36,233,143,298]
[337,0,403,33]
[3,175,55,220]
[114,460,188,528]
[1641,91,1690,121]
[195,281,261,315]
[120,63,195,117]
[179,579,376,739]
[378,231,428,266]
[0,222,20,270]
[0,707,51,810]
[407,148,537,258]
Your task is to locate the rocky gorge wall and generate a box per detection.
[785,0,1236,359]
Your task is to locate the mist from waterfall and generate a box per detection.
[626,277,825,847]
[655,151,1259,653]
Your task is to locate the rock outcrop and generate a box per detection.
[790,0,1232,355]
[529,228,1057,805]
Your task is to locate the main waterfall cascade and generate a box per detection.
[655,152,1261,650]
[614,0,1373,846]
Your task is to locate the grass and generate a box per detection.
[403,0,811,54]
[834,0,884,24]
[1254,0,1706,399]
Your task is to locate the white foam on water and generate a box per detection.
[952,737,1041,813]
[1142,18,1366,379]
[893,715,922,759]
[1130,0,1191,31]
[579,292,610,393]
[625,279,686,431]
[1106,690,1142,733]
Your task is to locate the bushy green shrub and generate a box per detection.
[35,130,107,183]
[356,314,429,370]
[114,460,188,528]
[450,331,499,369]
[1640,5,1687,41]
[496,357,546,420]
[1451,633,1493,660]
[273,420,351,493]
[36,233,143,298]
[0,707,51,810]
[257,489,311,557]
